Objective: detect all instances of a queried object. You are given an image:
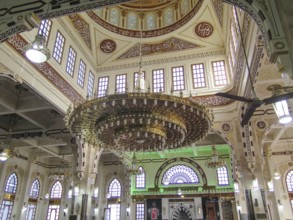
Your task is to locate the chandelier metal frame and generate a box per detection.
[65,92,213,152]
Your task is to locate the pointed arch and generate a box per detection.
[135,166,145,189]
[4,172,18,194]
[50,181,62,199]
[108,178,121,197]
[286,169,293,192]
[29,178,40,198]
[0,172,18,220]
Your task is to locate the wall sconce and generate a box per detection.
[45,193,50,200]
[93,187,99,198]
[254,198,259,207]
[252,176,259,190]
[74,184,79,196]
[126,207,130,216]
[274,168,281,180]
[234,181,240,193]
[267,180,274,192]
[236,201,241,209]
[197,207,201,215]
[68,187,73,199]
[177,188,182,196]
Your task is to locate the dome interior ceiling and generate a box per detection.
[68,0,225,69]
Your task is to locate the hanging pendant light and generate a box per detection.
[24,34,50,63]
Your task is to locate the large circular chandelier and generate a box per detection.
[65,92,213,152]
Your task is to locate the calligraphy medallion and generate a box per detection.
[195,22,213,38]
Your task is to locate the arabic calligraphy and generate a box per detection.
[195,22,213,38]
[100,39,116,53]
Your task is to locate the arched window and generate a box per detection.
[108,178,121,197]
[5,172,18,194]
[107,178,121,220]
[50,181,62,199]
[29,178,40,198]
[135,167,145,189]
[47,181,63,220]
[161,164,199,185]
[286,169,293,209]
[286,170,293,192]
[26,178,40,220]
[0,173,18,220]
[217,166,229,185]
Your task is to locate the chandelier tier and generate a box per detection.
[65,92,213,152]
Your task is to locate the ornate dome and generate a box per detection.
[87,0,203,37]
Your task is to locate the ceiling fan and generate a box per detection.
[216,85,293,126]
[215,7,293,126]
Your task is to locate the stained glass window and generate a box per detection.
[77,59,86,88]
[108,178,121,197]
[164,8,173,26]
[162,164,199,185]
[115,74,127,94]
[152,69,164,93]
[109,9,119,26]
[50,181,62,199]
[46,205,60,220]
[26,204,37,220]
[217,166,229,185]
[52,31,65,64]
[212,60,228,86]
[128,13,137,30]
[286,170,293,191]
[97,76,109,97]
[135,167,145,189]
[136,203,145,220]
[29,178,40,198]
[4,173,18,194]
[172,66,185,91]
[0,200,13,220]
[38,20,52,44]
[146,14,156,30]
[66,46,77,77]
[191,63,206,88]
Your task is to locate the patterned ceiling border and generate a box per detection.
[68,14,92,49]
[5,34,84,104]
[86,0,204,38]
[118,37,202,59]
[97,49,225,72]
[212,0,223,27]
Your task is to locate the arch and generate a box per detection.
[50,181,62,199]
[135,166,145,189]
[171,204,193,220]
[29,178,40,198]
[286,169,293,192]
[162,164,200,185]
[154,157,207,188]
[4,172,18,194]
[108,178,121,197]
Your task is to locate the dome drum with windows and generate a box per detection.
[65,92,213,152]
